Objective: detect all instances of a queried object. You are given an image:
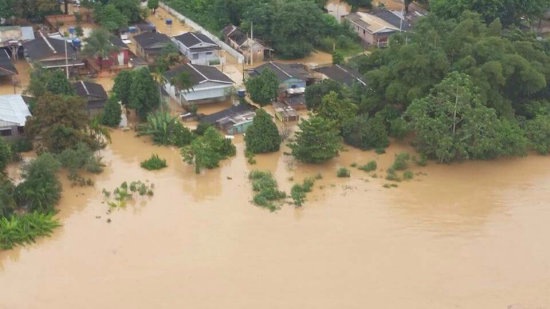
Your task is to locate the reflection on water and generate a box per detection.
[1,127,550,308]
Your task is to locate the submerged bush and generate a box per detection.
[15,153,61,212]
[358,160,377,172]
[140,154,167,170]
[0,212,60,250]
[248,170,286,211]
[403,170,414,180]
[336,167,350,178]
[391,152,410,171]
[290,176,317,206]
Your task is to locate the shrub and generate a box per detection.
[248,170,286,211]
[140,154,167,170]
[358,160,377,172]
[0,212,60,250]
[385,168,401,182]
[0,176,16,217]
[391,152,410,171]
[56,143,104,185]
[138,111,193,147]
[101,96,122,127]
[403,170,414,180]
[336,167,350,177]
[245,69,279,105]
[291,176,317,206]
[413,154,427,166]
[10,138,33,153]
[15,153,61,212]
[0,138,12,171]
[104,180,155,208]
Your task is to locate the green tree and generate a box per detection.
[170,70,194,93]
[82,28,119,59]
[95,3,128,31]
[525,114,550,154]
[0,175,15,216]
[315,91,357,128]
[342,114,389,150]
[332,50,344,65]
[46,70,75,96]
[181,127,236,173]
[137,111,193,146]
[147,0,159,12]
[0,138,11,172]
[305,79,345,111]
[113,70,133,107]
[15,153,61,212]
[289,116,341,163]
[245,68,279,106]
[129,67,160,120]
[245,108,281,153]
[101,95,122,127]
[110,0,141,22]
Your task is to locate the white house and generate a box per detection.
[163,63,234,105]
[0,94,31,137]
[172,32,221,65]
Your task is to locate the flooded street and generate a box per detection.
[1,128,550,308]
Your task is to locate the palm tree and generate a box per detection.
[82,28,119,63]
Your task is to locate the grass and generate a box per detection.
[358,160,377,172]
[290,176,317,206]
[249,170,286,211]
[0,212,60,250]
[336,167,351,178]
[140,154,167,170]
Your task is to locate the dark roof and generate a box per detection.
[22,34,78,61]
[133,32,171,49]
[200,103,255,124]
[284,94,305,106]
[72,80,108,109]
[371,9,411,30]
[135,21,156,32]
[314,65,366,87]
[110,36,128,49]
[163,63,234,85]
[0,49,17,76]
[222,25,248,46]
[173,32,220,51]
[249,62,310,83]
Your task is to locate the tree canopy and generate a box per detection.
[245,68,279,105]
[245,109,281,153]
[289,116,342,163]
[128,67,160,120]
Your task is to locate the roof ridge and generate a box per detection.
[39,31,57,54]
[80,80,90,95]
[270,62,292,78]
[187,63,209,82]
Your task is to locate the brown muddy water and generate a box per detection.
[1,127,550,308]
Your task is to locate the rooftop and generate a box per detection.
[0,94,31,126]
[22,33,78,61]
[248,61,311,83]
[0,49,17,77]
[173,32,220,51]
[133,32,171,49]
[314,64,366,87]
[346,11,400,34]
[163,63,234,85]
[200,103,255,125]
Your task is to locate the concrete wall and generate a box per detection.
[160,2,245,64]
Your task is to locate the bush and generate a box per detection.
[56,143,104,184]
[138,111,193,147]
[358,160,377,172]
[181,127,236,173]
[336,167,350,177]
[245,69,279,106]
[413,154,427,166]
[194,121,213,135]
[10,138,33,153]
[391,152,410,171]
[101,96,122,127]
[385,168,401,182]
[403,170,414,180]
[0,138,12,171]
[290,177,317,206]
[15,153,61,212]
[0,176,16,216]
[342,114,389,150]
[248,170,286,211]
[0,212,60,250]
[140,154,167,170]
[389,117,408,140]
[245,109,281,154]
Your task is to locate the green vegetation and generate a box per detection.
[305,79,344,111]
[0,212,60,250]
[103,181,155,208]
[290,176,316,206]
[92,0,143,30]
[164,0,359,58]
[403,170,414,180]
[140,154,167,170]
[336,167,351,177]
[391,153,410,171]
[358,160,377,172]
[181,127,236,173]
[248,170,286,211]
[138,111,193,147]
[245,69,279,105]
[101,96,122,127]
[0,139,11,171]
[113,70,133,107]
[245,109,281,154]
[315,91,358,129]
[289,116,342,163]
[82,28,119,59]
[129,67,161,120]
[56,143,104,185]
[342,115,388,150]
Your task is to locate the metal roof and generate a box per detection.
[0,94,31,126]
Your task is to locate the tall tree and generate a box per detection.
[113,70,133,107]
[289,116,341,163]
[315,91,357,128]
[245,108,281,153]
[129,67,160,120]
[245,68,279,106]
[101,95,122,127]
[82,28,119,59]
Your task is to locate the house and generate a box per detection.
[162,63,234,105]
[314,64,366,87]
[280,92,306,110]
[222,24,272,64]
[133,32,172,61]
[200,103,256,134]
[109,36,130,66]
[247,61,313,93]
[273,101,299,122]
[0,94,31,137]
[346,9,409,47]
[135,21,157,33]
[172,32,220,65]
[0,48,17,79]
[72,80,108,110]
[22,32,85,69]
[0,26,35,59]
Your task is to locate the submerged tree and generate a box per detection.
[289,116,341,163]
[82,28,119,60]
[245,108,281,153]
[129,67,160,120]
[245,68,279,106]
[181,127,236,173]
[101,95,122,127]
[113,70,133,107]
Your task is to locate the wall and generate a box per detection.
[159,2,245,64]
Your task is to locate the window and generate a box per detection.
[1,129,12,136]
[193,53,199,59]
[206,52,213,55]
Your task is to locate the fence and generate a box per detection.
[159,2,245,64]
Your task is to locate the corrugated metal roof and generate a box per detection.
[0,94,31,126]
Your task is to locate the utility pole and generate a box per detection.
[65,37,69,79]
[250,21,253,66]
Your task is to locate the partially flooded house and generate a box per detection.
[162,63,234,105]
[133,32,173,62]
[0,49,17,81]
[200,103,256,134]
[222,24,272,64]
[22,32,85,70]
[0,94,31,137]
[172,32,220,65]
[72,80,108,112]
[314,64,366,87]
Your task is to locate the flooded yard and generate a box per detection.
[1,128,550,308]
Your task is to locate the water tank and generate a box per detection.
[165,18,172,25]
[68,26,75,34]
[72,38,81,48]
[128,26,137,33]
[237,88,246,97]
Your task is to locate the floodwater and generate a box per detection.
[0,60,31,96]
[1,127,550,308]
